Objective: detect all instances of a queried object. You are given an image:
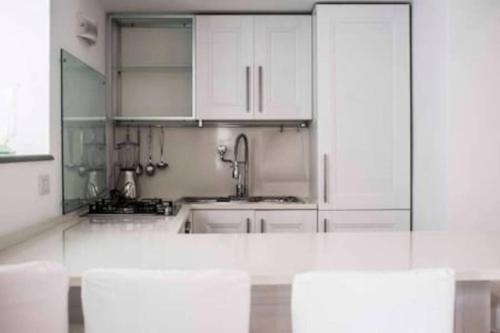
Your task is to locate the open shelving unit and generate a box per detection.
[109,15,195,122]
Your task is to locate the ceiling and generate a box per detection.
[99,0,395,13]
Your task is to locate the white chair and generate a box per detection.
[292,269,455,333]
[0,261,68,333]
[82,269,250,333]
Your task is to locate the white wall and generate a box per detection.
[446,0,500,231]
[413,0,500,231]
[412,0,450,230]
[0,0,105,237]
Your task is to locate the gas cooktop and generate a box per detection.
[88,198,173,215]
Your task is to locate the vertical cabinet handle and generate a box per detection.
[246,66,251,112]
[323,219,328,233]
[323,154,328,203]
[246,218,251,233]
[258,66,263,113]
[260,219,265,233]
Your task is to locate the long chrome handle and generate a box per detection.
[323,154,328,203]
[246,218,251,233]
[260,218,265,233]
[323,218,328,233]
[246,66,250,112]
[258,66,263,112]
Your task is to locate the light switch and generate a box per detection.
[38,174,50,196]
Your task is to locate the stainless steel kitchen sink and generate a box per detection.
[180,196,231,204]
[179,196,304,204]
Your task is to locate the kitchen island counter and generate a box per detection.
[2,211,500,285]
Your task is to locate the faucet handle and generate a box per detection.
[232,161,240,179]
[217,145,228,158]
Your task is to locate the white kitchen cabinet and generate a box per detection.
[318,210,410,233]
[256,210,317,233]
[253,16,311,120]
[196,16,254,120]
[196,15,311,120]
[314,5,411,210]
[192,210,254,233]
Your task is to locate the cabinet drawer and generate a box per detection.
[192,210,254,234]
[319,210,410,233]
[256,210,317,233]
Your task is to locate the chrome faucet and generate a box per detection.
[217,133,249,198]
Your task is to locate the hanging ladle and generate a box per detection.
[156,126,169,170]
[78,128,87,176]
[135,127,144,176]
[145,126,156,176]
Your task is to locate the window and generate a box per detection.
[0,1,50,157]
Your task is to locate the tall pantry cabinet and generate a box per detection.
[313,4,411,232]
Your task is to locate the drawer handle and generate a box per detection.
[261,218,265,233]
[258,66,263,113]
[332,223,394,231]
[246,218,251,233]
[323,154,328,203]
[323,218,327,233]
[246,66,251,112]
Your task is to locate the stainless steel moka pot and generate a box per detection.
[116,169,138,199]
[115,127,139,199]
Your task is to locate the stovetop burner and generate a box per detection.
[89,198,173,215]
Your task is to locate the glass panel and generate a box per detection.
[61,50,107,213]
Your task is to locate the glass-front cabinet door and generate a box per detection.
[110,16,194,121]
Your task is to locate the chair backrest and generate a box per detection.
[0,261,68,333]
[292,269,455,333]
[82,269,250,333]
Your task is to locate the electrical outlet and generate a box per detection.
[38,174,50,196]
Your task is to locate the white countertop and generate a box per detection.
[2,204,500,286]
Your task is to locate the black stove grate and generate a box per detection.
[89,198,173,215]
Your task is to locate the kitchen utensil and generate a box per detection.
[145,126,156,176]
[135,127,144,176]
[116,169,138,199]
[86,128,100,170]
[116,126,138,170]
[156,126,168,170]
[86,170,100,199]
[78,128,87,176]
[65,128,76,169]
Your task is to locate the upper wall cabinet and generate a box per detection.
[196,16,254,120]
[196,15,312,121]
[254,16,312,120]
[109,16,194,121]
[315,5,411,210]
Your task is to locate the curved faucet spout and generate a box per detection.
[234,134,249,163]
[233,133,249,198]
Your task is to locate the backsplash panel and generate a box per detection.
[114,127,310,200]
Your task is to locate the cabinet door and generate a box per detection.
[254,16,312,120]
[318,210,410,233]
[256,210,317,233]
[196,16,254,120]
[315,5,411,210]
[192,210,254,233]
